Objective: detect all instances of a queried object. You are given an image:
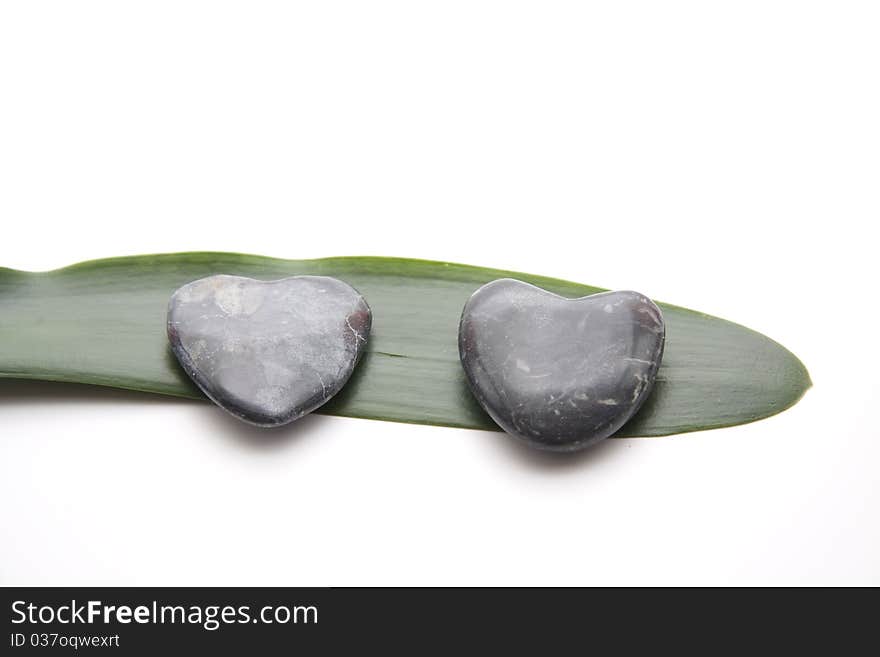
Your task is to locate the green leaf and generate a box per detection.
[0,253,810,436]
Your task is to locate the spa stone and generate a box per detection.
[458,279,665,451]
[167,275,371,426]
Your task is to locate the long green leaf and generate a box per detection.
[0,253,810,436]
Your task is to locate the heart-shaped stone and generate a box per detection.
[167,275,371,426]
[459,279,665,451]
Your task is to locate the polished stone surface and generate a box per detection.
[459,279,665,451]
[167,275,371,426]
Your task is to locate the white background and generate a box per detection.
[1,1,877,585]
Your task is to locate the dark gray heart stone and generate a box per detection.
[167,275,371,427]
[459,279,665,451]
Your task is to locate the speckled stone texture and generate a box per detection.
[459,280,665,451]
[167,275,371,427]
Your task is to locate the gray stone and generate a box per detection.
[167,275,371,427]
[458,279,665,451]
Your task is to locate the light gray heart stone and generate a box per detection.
[459,279,665,451]
[167,275,371,427]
